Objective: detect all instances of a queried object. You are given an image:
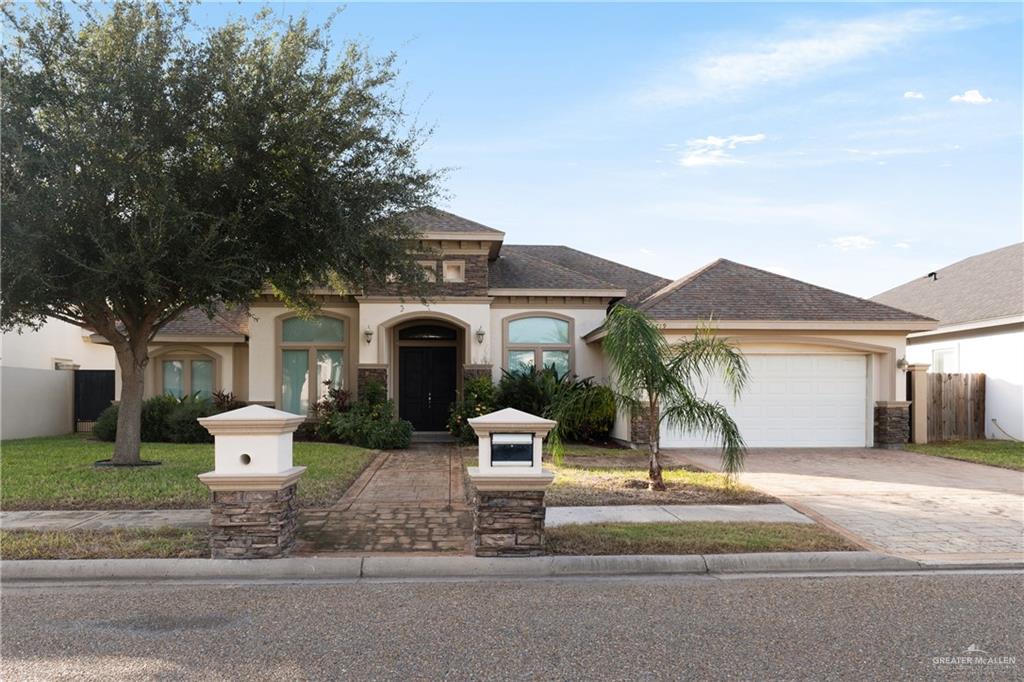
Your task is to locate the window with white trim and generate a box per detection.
[506,316,571,376]
[280,316,345,414]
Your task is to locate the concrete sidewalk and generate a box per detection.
[1,503,812,532]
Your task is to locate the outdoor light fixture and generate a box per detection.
[363,326,374,344]
[475,326,486,344]
[896,357,909,371]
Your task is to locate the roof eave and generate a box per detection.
[907,314,1024,339]
[488,288,627,298]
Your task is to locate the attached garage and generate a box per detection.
[660,353,868,448]
[588,258,937,449]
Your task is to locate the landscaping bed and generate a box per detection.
[0,527,210,560]
[904,440,1024,471]
[0,435,375,510]
[545,464,774,506]
[545,521,859,555]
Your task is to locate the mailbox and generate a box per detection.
[467,407,555,482]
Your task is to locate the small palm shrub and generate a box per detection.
[553,380,616,443]
[448,376,496,443]
[212,390,247,413]
[494,366,564,416]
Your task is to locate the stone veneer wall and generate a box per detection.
[473,490,546,557]
[463,365,492,387]
[874,403,910,449]
[357,366,388,399]
[630,405,660,446]
[210,485,299,559]
[363,253,490,297]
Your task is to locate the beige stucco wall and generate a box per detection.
[358,301,492,367]
[1,318,114,440]
[247,303,359,405]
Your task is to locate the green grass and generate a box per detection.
[905,440,1024,471]
[0,527,210,559]
[546,521,859,555]
[553,443,639,458]
[0,435,375,510]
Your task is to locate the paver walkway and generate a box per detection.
[295,446,474,554]
[669,447,1024,562]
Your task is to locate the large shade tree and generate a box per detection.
[1,2,442,464]
[602,305,749,488]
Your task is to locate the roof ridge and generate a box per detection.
[638,258,727,309]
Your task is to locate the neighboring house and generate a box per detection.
[101,209,933,448]
[873,243,1024,441]
[0,319,115,439]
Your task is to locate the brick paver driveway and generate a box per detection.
[296,446,472,554]
[668,448,1024,562]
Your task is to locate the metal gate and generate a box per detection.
[74,369,115,432]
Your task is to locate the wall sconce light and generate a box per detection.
[363,326,374,345]
[475,327,486,345]
[896,357,908,371]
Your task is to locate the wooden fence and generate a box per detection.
[925,373,985,442]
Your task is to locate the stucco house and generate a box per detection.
[0,319,115,439]
[104,209,935,448]
[873,242,1023,441]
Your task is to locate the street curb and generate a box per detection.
[3,550,1005,584]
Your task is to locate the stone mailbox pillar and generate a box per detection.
[466,408,556,557]
[197,405,307,559]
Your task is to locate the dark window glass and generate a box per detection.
[398,325,457,341]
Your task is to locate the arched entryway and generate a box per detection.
[393,320,462,431]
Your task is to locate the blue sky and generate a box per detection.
[197,2,1022,297]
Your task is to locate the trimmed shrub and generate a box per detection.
[165,397,216,443]
[494,366,564,416]
[320,380,412,449]
[93,404,118,442]
[553,380,616,442]
[448,375,496,444]
[140,394,179,442]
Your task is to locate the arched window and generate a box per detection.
[505,316,572,376]
[279,316,346,415]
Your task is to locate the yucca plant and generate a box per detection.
[602,305,749,488]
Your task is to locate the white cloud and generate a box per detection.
[903,91,925,99]
[892,241,912,249]
[830,235,878,251]
[638,10,967,105]
[679,133,766,167]
[950,89,992,104]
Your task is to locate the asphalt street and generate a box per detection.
[2,573,1021,681]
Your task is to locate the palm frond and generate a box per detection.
[660,387,747,479]
[601,305,675,401]
[667,324,750,401]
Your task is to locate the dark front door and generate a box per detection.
[398,346,457,431]
[74,369,115,422]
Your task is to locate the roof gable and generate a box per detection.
[639,259,933,323]
[871,243,1023,326]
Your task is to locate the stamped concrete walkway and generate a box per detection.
[669,447,1024,563]
[295,446,474,555]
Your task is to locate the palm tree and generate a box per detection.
[602,305,749,489]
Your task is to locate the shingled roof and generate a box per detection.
[871,243,1023,326]
[637,259,934,322]
[403,208,505,235]
[502,245,670,297]
[158,306,250,338]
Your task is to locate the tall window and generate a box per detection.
[161,357,214,399]
[280,316,345,414]
[506,316,571,376]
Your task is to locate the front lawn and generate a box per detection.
[905,440,1024,471]
[0,527,210,559]
[546,521,859,555]
[0,435,375,510]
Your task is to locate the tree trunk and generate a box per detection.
[647,399,666,491]
[112,345,148,465]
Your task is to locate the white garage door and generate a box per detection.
[660,354,868,448]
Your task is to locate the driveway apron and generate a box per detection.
[669,447,1024,562]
